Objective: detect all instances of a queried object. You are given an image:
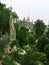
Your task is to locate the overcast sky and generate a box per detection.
[1,0,49,24]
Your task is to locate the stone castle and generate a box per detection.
[16,17,34,33]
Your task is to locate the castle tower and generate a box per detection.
[4,7,16,54]
[9,7,16,43]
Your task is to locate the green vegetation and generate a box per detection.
[0,3,18,35]
[0,3,49,65]
[34,19,46,38]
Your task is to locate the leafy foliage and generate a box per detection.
[0,3,18,34]
[36,36,49,52]
[0,2,49,65]
[0,3,10,33]
[44,44,49,59]
[16,26,28,47]
[34,19,46,37]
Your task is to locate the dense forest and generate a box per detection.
[0,3,49,65]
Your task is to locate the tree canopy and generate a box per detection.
[0,3,18,34]
[34,19,46,37]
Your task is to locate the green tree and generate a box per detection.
[21,50,46,65]
[0,3,18,34]
[36,36,49,52]
[16,26,28,47]
[2,55,16,65]
[34,19,46,37]
[12,12,18,19]
[44,44,49,59]
[28,34,35,45]
[0,3,10,33]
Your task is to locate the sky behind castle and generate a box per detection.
[1,0,49,24]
